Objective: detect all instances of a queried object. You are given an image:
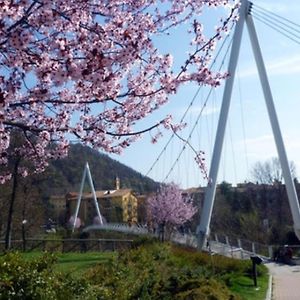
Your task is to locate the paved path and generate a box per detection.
[267,262,300,299]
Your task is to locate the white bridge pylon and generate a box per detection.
[197,0,300,249]
[72,162,103,232]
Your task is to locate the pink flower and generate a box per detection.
[147,183,197,227]
[0,0,238,182]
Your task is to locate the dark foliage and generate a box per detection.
[83,242,263,299]
[0,252,96,300]
[48,143,159,195]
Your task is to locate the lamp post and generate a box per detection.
[22,219,27,252]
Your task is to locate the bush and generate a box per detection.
[0,252,96,300]
[85,243,242,299]
[174,278,240,300]
[131,235,159,248]
[0,244,266,299]
[171,245,267,276]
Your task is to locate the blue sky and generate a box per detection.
[110,0,300,189]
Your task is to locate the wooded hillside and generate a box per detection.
[46,143,159,195]
[0,143,159,239]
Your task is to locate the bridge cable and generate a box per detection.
[228,119,238,184]
[162,36,234,183]
[250,5,300,45]
[237,65,249,179]
[145,31,234,178]
[252,4,300,33]
[251,13,300,45]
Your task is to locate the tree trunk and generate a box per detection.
[21,191,27,252]
[160,221,165,242]
[22,223,26,252]
[5,159,20,250]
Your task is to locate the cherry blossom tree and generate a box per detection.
[0,0,240,182]
[147,183,197,241]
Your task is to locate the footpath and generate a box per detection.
[267,262,300,300]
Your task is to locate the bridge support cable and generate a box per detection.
[237,66,249,178]
[246,13,300,240]
[228,119,238,184]
[72,162,103,232]
[251,14,300,45]
[253,3,300,33]
[197,0,249,249]
[251,5,300,39]
[162,37,233,183]
[145,32,233,179]
[197,0,300,249]
[250,4,300,45]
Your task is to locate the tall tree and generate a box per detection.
[0,0,239,181]
[252,157,297,185]
[252,157,297,240]
[147,183,197,241]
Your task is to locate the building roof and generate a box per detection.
[66,189,133,201]
[183,187,204,194]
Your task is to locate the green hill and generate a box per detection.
[44,143,159,195]
[0,143,159,238]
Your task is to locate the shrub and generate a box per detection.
[0,252,96,300]
[85,243,242,299]
[131,235,159,248]
[174,278,240,300]
[171,245,266,276]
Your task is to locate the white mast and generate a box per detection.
[72,162,103,232]
[246,8,300,240]
[197,0,300,249]
[197,0,249,249]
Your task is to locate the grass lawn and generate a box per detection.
[228,272,269,300]
[55,252,115,275]
[21,249,269,299]
[22,251,115,276]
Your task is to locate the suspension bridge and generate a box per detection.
[146,2,300,298]
[142,0,300,249]
[0,1,299,298]
[70,2,300,298]
[73,0,300,250]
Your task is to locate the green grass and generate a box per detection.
[22,251,115,276]
[55,252,115,275]
[228,272,269,300]
[20,247,269,299]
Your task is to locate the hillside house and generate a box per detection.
[66,178,138,225]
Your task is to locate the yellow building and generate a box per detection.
[66,183,138,225]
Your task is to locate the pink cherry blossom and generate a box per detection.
[147,183,197,228]
[0,0,239,182]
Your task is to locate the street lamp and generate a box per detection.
[22,219,27,252]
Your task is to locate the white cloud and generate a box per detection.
[238,55,300,78]
[236,134,276,159]
[235,134,300,171]
[190,106,220,116]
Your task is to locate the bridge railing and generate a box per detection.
[210,233,272,260]
[83,223,149,235]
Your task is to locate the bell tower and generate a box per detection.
[116,176,120,190]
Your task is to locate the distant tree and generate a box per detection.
[252,157,297,241]
[252,157,297,185]
[147,183,197,241]
[0,164,46,250]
